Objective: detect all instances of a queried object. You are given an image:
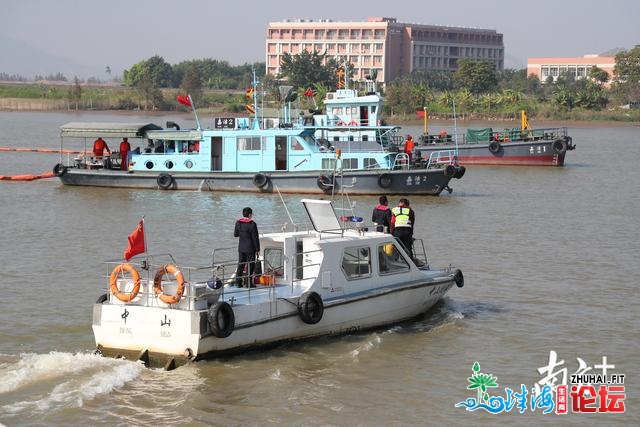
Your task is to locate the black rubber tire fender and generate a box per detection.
[552,138,568,155]
[444,164,456,178]
[53,163,67,177]
[488,141,501,154]
[253,173,269,189]
[298,291,324,324]
[157,173,174,190]
[208,301,235,338]
[454,166,466,179]
[316,174,333,192]
[378,173,392,188]
[454,269,464,288]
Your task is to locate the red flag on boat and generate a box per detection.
[176,95,192,108]
[304,87,316,98]
[123,219,145,261]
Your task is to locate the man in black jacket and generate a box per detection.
[234,207,260,287]
[371,195,392,232]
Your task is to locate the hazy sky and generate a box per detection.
[1,0,638,77]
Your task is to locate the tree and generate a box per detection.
[453,59,498,94]
[68,76,82,109]
[123,55,174,109]
[611,45,640,105]
[180,63,203,104]
[278,51,340,90]
[588,66,609,87]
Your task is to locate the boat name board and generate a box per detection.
[214,118,236,129]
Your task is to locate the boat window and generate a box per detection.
[263,248,285,277]
[341,246,371,280]
[364,158,380,169]
[291,139,304,151]
[321,158,337,170]
[378,244,410,275]
[342,158,357,170]
[237,136,261,151]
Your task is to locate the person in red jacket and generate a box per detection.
[403,134,415,163]
[234,207,260,287]
[93,137,110,159]
[119,137,131,170]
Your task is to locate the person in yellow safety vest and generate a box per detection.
[390,198,415,259]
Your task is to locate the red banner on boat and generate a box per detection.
[124,219,145,261]
[176,95,192,108]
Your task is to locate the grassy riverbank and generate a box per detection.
[1,82,639,123]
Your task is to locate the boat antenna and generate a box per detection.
[452,99,459,154]
[274,184,297,231]
[251,67,260,130]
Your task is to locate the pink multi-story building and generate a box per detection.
[527,55,616,84]
[266,17,504,86]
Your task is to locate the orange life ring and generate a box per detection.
[336,120,346,126]
[348,120,358,126]
[153,264,186,304]
[109,263,141,302]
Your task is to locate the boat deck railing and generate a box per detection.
[420,126,569,146]
[102,250,324,309]
[426,150,458,168]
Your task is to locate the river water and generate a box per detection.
[0,111,638,426]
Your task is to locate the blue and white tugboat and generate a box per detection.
[53,80,464,195]
[93,199,464,369]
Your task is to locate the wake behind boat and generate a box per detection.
[93,199,464,370]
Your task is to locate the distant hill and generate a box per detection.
[0,34,103,80]
[600,48,626,57]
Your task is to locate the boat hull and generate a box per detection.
[418,138,572,166]
[58,168,458,195]
[93,275,455,369]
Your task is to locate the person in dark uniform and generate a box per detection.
[390,198,415,259]
[234,207,260,287]
[371,195,392,232]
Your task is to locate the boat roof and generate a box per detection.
[145,129,203,141]
[60,122,162,138]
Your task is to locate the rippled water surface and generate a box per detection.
[0,111,638,426]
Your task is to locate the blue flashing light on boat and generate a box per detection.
[339,215,363,222]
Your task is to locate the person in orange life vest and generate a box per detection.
[403,134,415,163]
[119,137,131,170]
[372,195,392,232]
[234,207,260,287]
[93,137,110,159]
[390,198,416,259]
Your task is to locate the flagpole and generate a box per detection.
[188,94,202,130]
[141,216,147,255]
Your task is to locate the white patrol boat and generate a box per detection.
[93,199,464,369]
